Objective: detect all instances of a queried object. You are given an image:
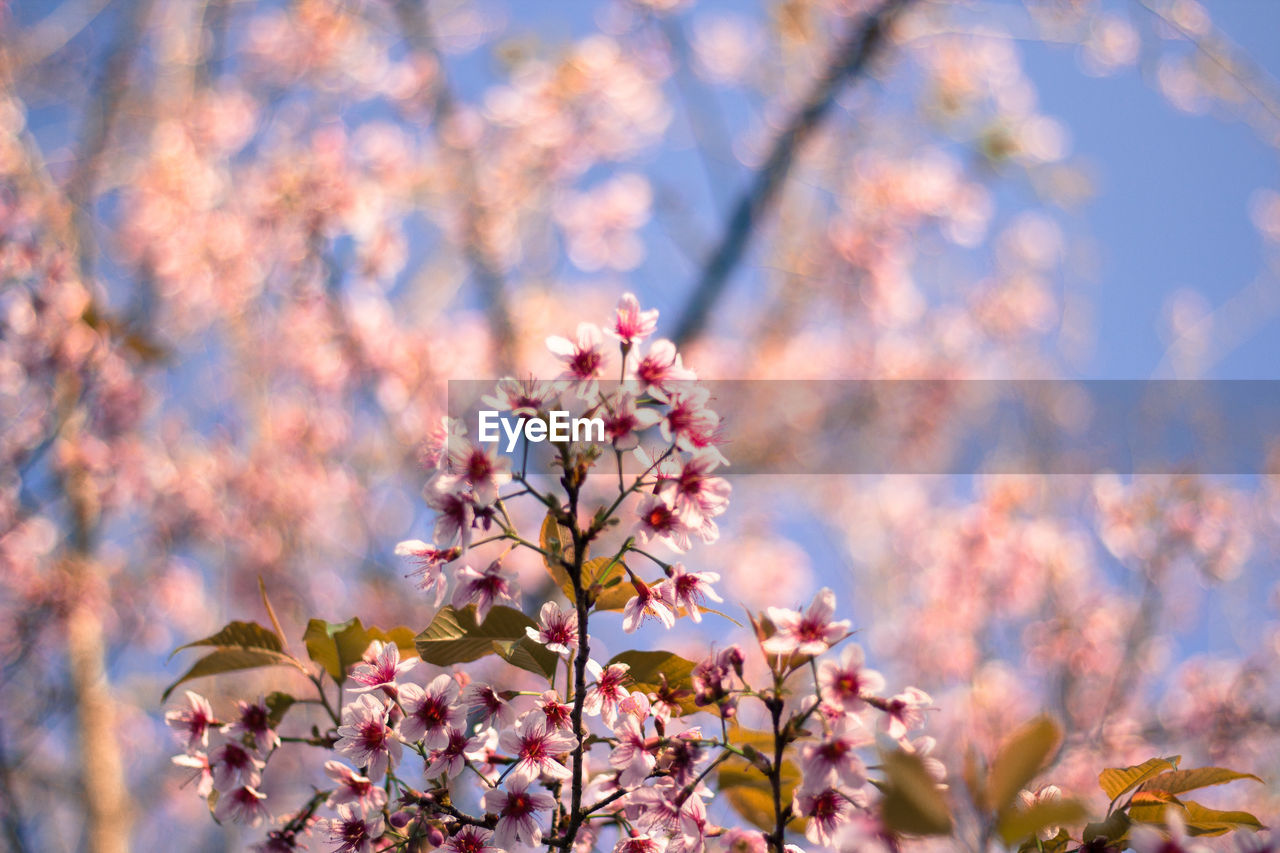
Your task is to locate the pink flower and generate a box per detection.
[762,588,851,657]
[659,387,719,452]
[334,693,401,780]
[210,740,264,791]
[618,690,651,720]
[629,339,695,400]
[425,474,476,550]
[609,292,660,346]
[444,436,512,507]
[324,760,387,812]
[223,697,281,753]
[660,449,731,530]
[881,687,934,740]
[794,787,855,847]
[614,833,668,853]
[467,683,516,728]
[166,690,217,752]
[721,828,768,853]
[547,323,609,396]
[817,644,885,712]
[668,564,722,622]
[395,539,459,605]
[584,661,632,727]
[610,715,656,786]
[536,690,574,731]
[349,639,418,696]
[622,578,677,633]
[172,751,214,797]
[602,390,663,451]
[399,674,464,748]
[425,727,480,779]
[443,825,500,853]
[319,803,384,853]
[214,785,269,826]
[634,493,694,553]
[526,601,579,655]
[798,716,870,790]
[452,561,520,621]
[482,377,556,418]
[499,716,576,784]
[483,779,556,848]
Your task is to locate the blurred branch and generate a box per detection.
[0,716,32,852]
[671,0,913,347]
[65,0,157,280]
[394,0,516,371]
[4,0,116,75]
[1133,0,1280,132]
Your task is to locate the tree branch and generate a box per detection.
[671,0,912,347]
[393,0,517,371]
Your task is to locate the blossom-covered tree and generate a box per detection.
[3,0,1280,850]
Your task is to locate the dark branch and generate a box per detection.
[671,0,912,347]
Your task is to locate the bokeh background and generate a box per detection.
[3,0,1280,850]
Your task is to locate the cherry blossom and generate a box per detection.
[762,588,852,657]
[214,785,270,827]
[398,674,465,748]
[526,601,580,655]
[817,644,885,713]
[334,694,401,780]
[622,578,677,633]
[166,690,217,751]
[348,639,418,696]
[452,561,521,621]
[610,714,656,786]
[608,293,660,346]
[484,779,556,848]
[667,563,723,622]
[323,760,387,812]
[499,715,576,784]
[318,804,384,853]
[584,661,632,727]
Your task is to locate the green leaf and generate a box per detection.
[1127,800,1264,837]
[607,650,698,714]
[170,621,283,659]
[1139,767,1262,797]
[881,749,953,836]
[997,798,1088,845]
[718,762,804,833]
[585,556,632,611]
[1083,812,1131,845]
[540,512,581,600]
[265,692,295,727]
[415,605,556,680]
[987,715,1062,815]
[303,618,418,682]
[496,635,560,681]
[1098,756,1180,802]
[163,647,296,700]
[1179,802,1265,836]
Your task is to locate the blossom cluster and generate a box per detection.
[164,295,941,853]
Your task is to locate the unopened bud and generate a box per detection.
[426,826,447,847]
[390,810,414,829]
